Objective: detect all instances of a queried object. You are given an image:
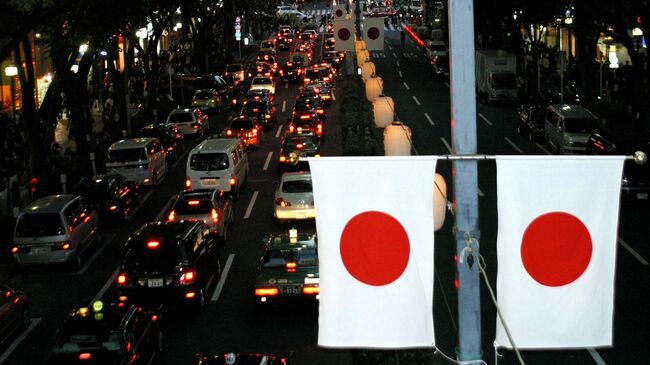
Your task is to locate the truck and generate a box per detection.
[475,50,519,103]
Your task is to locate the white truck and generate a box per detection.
[475,50,518,103]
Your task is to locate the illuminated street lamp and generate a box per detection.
[4,66,18,120]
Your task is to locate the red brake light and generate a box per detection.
[108,204,118,211]
[147,241,160,249]
[179,270,196,285]
[296,143,304,149]
[302,285,320,295]
[211,208,219,223]
[265,114,271,119]
[11,247,18,254]
[289,125,295,132]
[229,177,236,186]
[226,129,233,136]
[286,262,297,273]
[255,287,279,296]
[168,210,175,222]
[117,274,127,285]
[187,200,200,206]
[79,353,92,360]
[300,115,310,120]
[279,156,287,162]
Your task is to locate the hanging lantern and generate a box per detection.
[357,49,370,65]
[365,76,383,102]
[361,61,376,82]
[355,40,366,53]
[373,96,394,128]
[383,121,411,155]
[433,174,447,231]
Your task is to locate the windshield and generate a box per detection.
[194,91,213,99]
[16,212,64,237]
[190,153,229,171]
[491,73,517,89]
[107,148,146,163]
[282,179,313,193]
[252,78,272,85]
[243,102,268,114]
[168,113,194,123]
[124,236,183,271]
[564,118,598,134]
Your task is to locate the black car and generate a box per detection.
[117,221,221,310]
[516,104,546,142]
[278,133,321,169]
[587,128,650,200]
[48,301,161,364]
[321,51,342,68]
[293,96,326,119]
[0,285,29,346]
[430,55,450,79]
[287,112,324,139]
[139,123,185,162]
[195,352,294,365]
[240,100,277,129]
[73,174,139,223]
[279,61,304,82]
[302,83,333,105]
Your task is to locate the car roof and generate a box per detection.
[281,171,312,182]
[194,137,241,152]
[24,194,78,213]
[548,104,598,119]
[109,137,157,150]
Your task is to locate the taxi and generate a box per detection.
[278,132,320,169]
[254,229,319,304]
[223,115,264,149]
[279,61,304,83]
[48,301,161,364]
[286,112,324,139]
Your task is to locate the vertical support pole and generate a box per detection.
[599,61,603,99]
[355,0,362,40]
[448,0,482,362]
[559,25,564,104]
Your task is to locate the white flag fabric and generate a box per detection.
[363,17,385,51]
[332,4,347,19]
[333,19,354,52]
[495,156,624,349]
[309,156,437,348]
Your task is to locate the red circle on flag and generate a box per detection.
[367,27,380,40]
[335,9,343,17]
[521,212,592,287]
[340,211,410,286]
[338,28,351,41]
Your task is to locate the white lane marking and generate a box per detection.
[388,44,393,50]
[92,268,119,302]
[535,142,552,155]
[156,199,174,221]
[398,70,403,78]
[478,188,485,197]
[403,82,410,90]
[263,152,273,171]
[396,60,401,67]
[275,124,284,138]
[478,113,493,126]
[618,237,649,265]
[170,148,189,168]
[444,82,450,88]
[440,137,453,153]
[281,100,286,113]
[331,93,336,101]
[424,113,434,126]
[243,191,259,219]
[285,83,288,89]
[0,318,42,365]
[504,137,524,154]
[588,348,607,365]
[211,253,235,301]
[392,52,398,58]
[412,96,421,105]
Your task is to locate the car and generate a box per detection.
[12,194,101,270]
[117,220,222,309]
[240,100,277,129]
[249,76,276,95]
[302,83,333,105]
[323,37,336,52]
[276,34,294,50]
[0,285,29,346]
[321,51,342,68]
[303,66,333,86]
[273,172,316,221]
[430,55,450,79]
[192,89,224,113]
[139,123,185,162]
[223,116,265,149]
[195,352,294,365]
[225,63,245,84]
[293,96,326,119]
[278,133,321,169]
[73,174,139,224]
[287,112,324,139]
[300,29,317,41]
[168,189,234,241]
[260,39,277,54]
[106,138,168,187]
[254,229,319,303]
[185,138,248,196]
[586,128,650,200]
[256,54,279,74]
[166,108,209,137]
[248,62,274,78]
[47,301,161,364]
[208,75,232,99]
[244,89,275,104]
[516,104,546,142]
[279,61,305,82]
[544,104,599,154]
[289,51,311,66]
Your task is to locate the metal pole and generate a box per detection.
[448,0,482,362]
[354,0,361,40]
[537,59,541,94]
[559,25,564,104]
[10,77,16,121]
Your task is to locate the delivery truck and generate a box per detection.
[475,50,518,103]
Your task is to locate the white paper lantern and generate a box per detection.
[373,96,394,128]
[365,76,383,102]
[357,49,370,65]
[361,61,376,82]
[383,121,411,155]
[433,173,447,231]
[355,40,366,52]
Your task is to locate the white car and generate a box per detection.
[274,172,315,221]
[250,76,276,95]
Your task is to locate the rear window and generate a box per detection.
[168,113,194,123]
[194,91,213,99]
[231,120,255,129]
[226,65,242,72]
[282,179,312,193]
[285,136,317,149]
[74,182,111,202]
[174,199,212,214]
[263,248,318,268]
[252,78,272,85]
[565,118,598,134]
[242,103,268,114]
[52,324,123,355]
[16,212,65,237]
[190,153,229,171]
[125,237,184,271]
[107,148,146,163]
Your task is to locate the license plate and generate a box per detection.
[147,278,164,288]
[637,193,648,199]
[32,247,49,254]
[201,178,219,186]
[281,285,300,295]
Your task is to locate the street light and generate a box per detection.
[4,66,18,121]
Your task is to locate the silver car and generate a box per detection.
[12,195,101,270]
[167,189,234,241]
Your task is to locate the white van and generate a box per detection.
[106,138,167,186]
[545,104,600,155]
[185,138,249,197]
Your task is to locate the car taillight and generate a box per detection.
[211,208,219,223]
[304,78,310,82]
[252,128,258,136]
[147,240,160,249]
[296,143,304,149]
[317,109,324,114]
[79,353,92,361]
[185,178,191,189]
[280,70,284,75]
[168,210,176,221]
[229,177,236,186]
[279,155,287,162]
[317,124,323,133]
[232,98,237,105]
[106,203,118,211]
[192,123,200,129]
[255,287,279,296]
[226,129,233,136]
[265,114,271,119]
[10,246,19,254]
[51,241,72,251]
[302,285,320,295]
[117,273,128,286]
[275,197,291,207]
[286,262,297,273]
[179,270,196,285]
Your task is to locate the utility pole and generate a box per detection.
[354,0,362,40]
[449,0,482,362]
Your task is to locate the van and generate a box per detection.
[185,138,249,197]
[12,194,100,269]
[544,104,600,154]
[106,138,167,186]
[425,40,447,62]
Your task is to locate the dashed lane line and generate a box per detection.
[392,52,398,58]
[331,93,336,101]
[243,191,259,219]
[275,124,284,138]
[403,82,410,90]
[93,269,119,303]
[504,137,524,154]
[535,142,552,155]
[412,95,421,105]
[284,83,288,89]
[263,152,273,171]
[0,318,42,364]
[440,137,453,153]
[211,253,235,302]
[396,60,400,67]
[424,113,434,126]
[444,82,450,88]
[587,348,607,365]
[398,70,403,78]
[281,100,286,113]
[478,113,493,126]
[618,237,649,265]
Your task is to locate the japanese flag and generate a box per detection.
[334,19,354,52]
[333,4,347,19]
[363,17,385,51]
[309,156,437,348]
[495,156,624,349]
